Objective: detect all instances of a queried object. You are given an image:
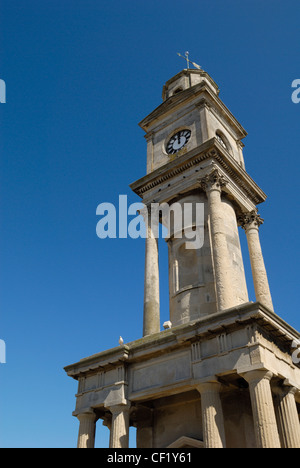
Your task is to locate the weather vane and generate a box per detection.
[177,51,201,70]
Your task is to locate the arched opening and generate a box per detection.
[216,130,230,152]
[173,86,183,95]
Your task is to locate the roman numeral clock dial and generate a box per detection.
[166,129,191,155]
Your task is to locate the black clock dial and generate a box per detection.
[166,129,191,155]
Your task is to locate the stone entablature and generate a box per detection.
[130,137,266,209]
[65,302,300,425]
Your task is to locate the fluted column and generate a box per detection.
[77,411,97,448]
[200,168,234,311]
[143,205,160,336]
[243,370,280,448]
[109,404,131,448]
[197,379,226,448]
[273,384,300,448]
[239,210,273,311]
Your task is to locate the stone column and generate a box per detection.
[243,370,280,448]
[143,204,160,336]
[197,379,226,448]
[109,404,131,448]
[77,411,97,449]
[200,168,234,311]
[273,384,300,448]
[239,210,273,311]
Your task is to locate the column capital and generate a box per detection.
[238,209,264,231]
[196,377,222,394]
[242,369,273,385]
[108,403,131,416]
[199,168,228,194]
[76,409,97,422]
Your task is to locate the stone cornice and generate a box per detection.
[64,345,130,378]
[130,138,267,206]
[139,81,247,139]
[161,69,220,100]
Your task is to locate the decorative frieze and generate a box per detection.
[218,333,228,354]
[117,365,127,384]
[97,371,105,389]
[78,376,86,394]
[130,143,266,205]
[191,341,202,362]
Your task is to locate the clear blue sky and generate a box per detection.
[0,0,299,448]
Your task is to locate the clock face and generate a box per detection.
[166,129,191,155]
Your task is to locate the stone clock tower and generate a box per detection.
[65,68,300,449]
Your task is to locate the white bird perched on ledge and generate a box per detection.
[163,321,172,330]
[119,336,124,346]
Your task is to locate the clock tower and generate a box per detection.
[65,67,300,449]
[131,67,267,334]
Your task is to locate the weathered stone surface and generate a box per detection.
[197,380,226,448]
[273,384,300,448]
[65,304,300,448]
[242,370,281,448]
[65,68,300,448]
[76,412,97,449]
